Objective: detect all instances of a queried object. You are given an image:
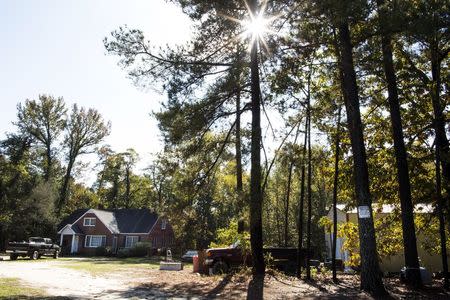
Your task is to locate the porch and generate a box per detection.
[58,224,83,255]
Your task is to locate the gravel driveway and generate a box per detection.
[0,257,147,299]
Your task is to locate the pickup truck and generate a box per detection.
[6,237,60,260]
[204,241,306,274]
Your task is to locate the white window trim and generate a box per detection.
[84,235,106,248]
[125,236,139,248]
[161,219,167,230]
[83,217,96,227]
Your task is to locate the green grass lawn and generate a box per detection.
[0,277,45,298]
[59,257,172,275]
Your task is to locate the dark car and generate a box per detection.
[181,250,198,262]
[6,237,60,260]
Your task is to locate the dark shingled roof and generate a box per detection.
[70,224,84,234]
[113,209,159,233]
[57,208,89,231]
[58,208,159,234]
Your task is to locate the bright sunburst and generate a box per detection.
[223,0,279,54]
[242,13,270,41]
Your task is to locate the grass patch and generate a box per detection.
[59,257,162,275]
[0,277,45,298]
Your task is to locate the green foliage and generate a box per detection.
[9,181,58,241]
[15,94,67,180]
[95,147,152,209]
[337,221,361,267]
[209,220,250,250]
[318,216,333,233]
[264,252,275,269]
[95,246,113,257]
[117,242,152,258]
[131,242,153,256]
[416,214,450,255]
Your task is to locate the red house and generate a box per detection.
[57,208,175,255]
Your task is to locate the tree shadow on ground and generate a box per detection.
[384,278,450,300]
[268,275,372,299]
[116,272,246,299]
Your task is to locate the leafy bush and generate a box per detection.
[264,252,274,269]
[117,248,130,258]
[129,242,152,257]
[209,220,250,251]
[117,242,152,257]
[95,246,112,256]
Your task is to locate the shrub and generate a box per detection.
[129,242,151,257]
[117,242,152,258]
[95,246,112,256]
[117,248,130,258]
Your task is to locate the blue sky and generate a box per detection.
[0,0,192,176]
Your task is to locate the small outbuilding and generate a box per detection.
[324,203,450,273]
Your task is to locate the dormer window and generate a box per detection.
[83,217,96,227]
[161,219,167,230]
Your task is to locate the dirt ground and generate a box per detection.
[0,257,449,299]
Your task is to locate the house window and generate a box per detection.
[125,236,139,248]
[83,218,96,227]
[161,219,167,230]
[85,235,106,248]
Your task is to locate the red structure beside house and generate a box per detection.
[57,208,175,255]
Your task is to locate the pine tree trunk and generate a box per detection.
[235,87,245,217]
[435,145,449,289]
[249,0,265,276]
[296,115,308,278]
[284,127,300,247]
[275,201,282,246]
[430,41,450,251]
[58,158,75,212]
[45,141,52,181]
[337,20,386,296]
[306,93,312,280]
[125,167,131,208]
[431,40,449,289]
[235,47,244,202]
[284,164,292,247]
[236,89,243,194]
[332,106,342,283]
[376,0,422,286]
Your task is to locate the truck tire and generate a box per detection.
[53,250,59,259]
[212,261,229,275]
[30,250,39,260]
[10,254,18,260]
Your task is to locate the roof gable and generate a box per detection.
[57,209,89,231]
[91,209,120,233]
